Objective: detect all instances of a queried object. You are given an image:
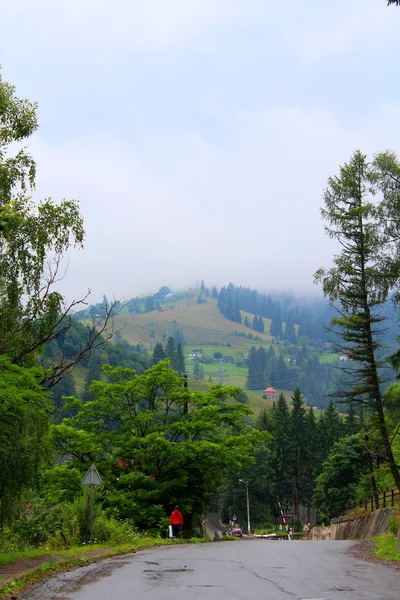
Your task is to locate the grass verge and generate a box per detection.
[372,532,400,562]
[0,537,208,599]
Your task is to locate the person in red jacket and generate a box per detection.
[170,505,183,538]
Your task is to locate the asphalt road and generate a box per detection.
[24,540,399,600]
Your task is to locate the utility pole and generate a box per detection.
[218,359,225,385]
[291,475,295,535]
[239,479,251,536]
[183,372,188,414]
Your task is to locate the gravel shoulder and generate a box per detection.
[348,539,400,571]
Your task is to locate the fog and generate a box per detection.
[2,0,400,302]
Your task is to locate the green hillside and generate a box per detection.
[113,297,298,415]
[114,296,272,348]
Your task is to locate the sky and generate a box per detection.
[2,0,400,303]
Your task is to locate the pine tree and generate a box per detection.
[246,346,258,389]
[303,405,319,509]
[315,149,400,487]
[318,400,343,456]
[256,346,267,389]
[177,343,185,376]
[144,296,155,312]
[244,316,250,328]
[217,287,225,310]
[346,404,359,436]
[212,286,218,299]
[199,365,205,380]
[258,316,265,333]
[271,393,293,501]
[152,342,165,365]
[256,407,272,432]
[290,388,306,503]
[193,360,200,378]
[200,279,206,294]
[165,337,179,371]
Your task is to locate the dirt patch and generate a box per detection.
[348,540,400,571]
[0,549,112,586]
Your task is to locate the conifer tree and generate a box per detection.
[193,360,200,378]
[258,316,265,334]
[244,316,250,328]
[165,336,179,371]
[303,405,319,509]
[271,393,293,501]
[212,286,218,299]
[177,343,185,376]
[315,149,400,487]
[290,388,306,498]
[256,407,272,432]
[152,342,165,365]
[346,404,359,436]
[246,346,258,389]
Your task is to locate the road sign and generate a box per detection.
[81,464,103,486]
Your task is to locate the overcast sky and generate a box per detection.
[2,0,400,302]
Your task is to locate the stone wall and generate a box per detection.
[309,507,398,541]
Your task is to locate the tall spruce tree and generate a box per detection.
[177,343,185,376]
[290,388,306,503]
[315,149,400,488]
[165,337,179,372]
[246,346,259,389]
[271,393,293,501]
[152,342,165,365]
[303,405,319,510]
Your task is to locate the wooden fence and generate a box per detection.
[335,487,400,518]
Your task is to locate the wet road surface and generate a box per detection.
[24,540,399,600]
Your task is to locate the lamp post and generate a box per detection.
[239,479,251,536]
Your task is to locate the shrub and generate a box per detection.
[387,517,400,536]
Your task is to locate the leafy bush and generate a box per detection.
[93,515,138,545]
[0,502,59,551]
[387,517,400,536]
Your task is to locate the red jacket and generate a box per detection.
[170,509,183,525]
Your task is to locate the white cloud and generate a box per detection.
[288,0,399,67]
[29,96,400,302]
[2,0,251,54]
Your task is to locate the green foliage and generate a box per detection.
[313,434,368,519]
[52,361,254,533]
[220,432,275,528]
[0,356,52,524]
[315,149,400,488]
[373,532,400,562]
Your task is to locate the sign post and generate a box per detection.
[81,464,103,547]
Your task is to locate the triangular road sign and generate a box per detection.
[81,464,103,486]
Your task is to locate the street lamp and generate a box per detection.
[239,479,251,536]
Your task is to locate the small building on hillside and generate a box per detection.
[222,356,235,363]
[188,351,203,360]
[263,387,276,401]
